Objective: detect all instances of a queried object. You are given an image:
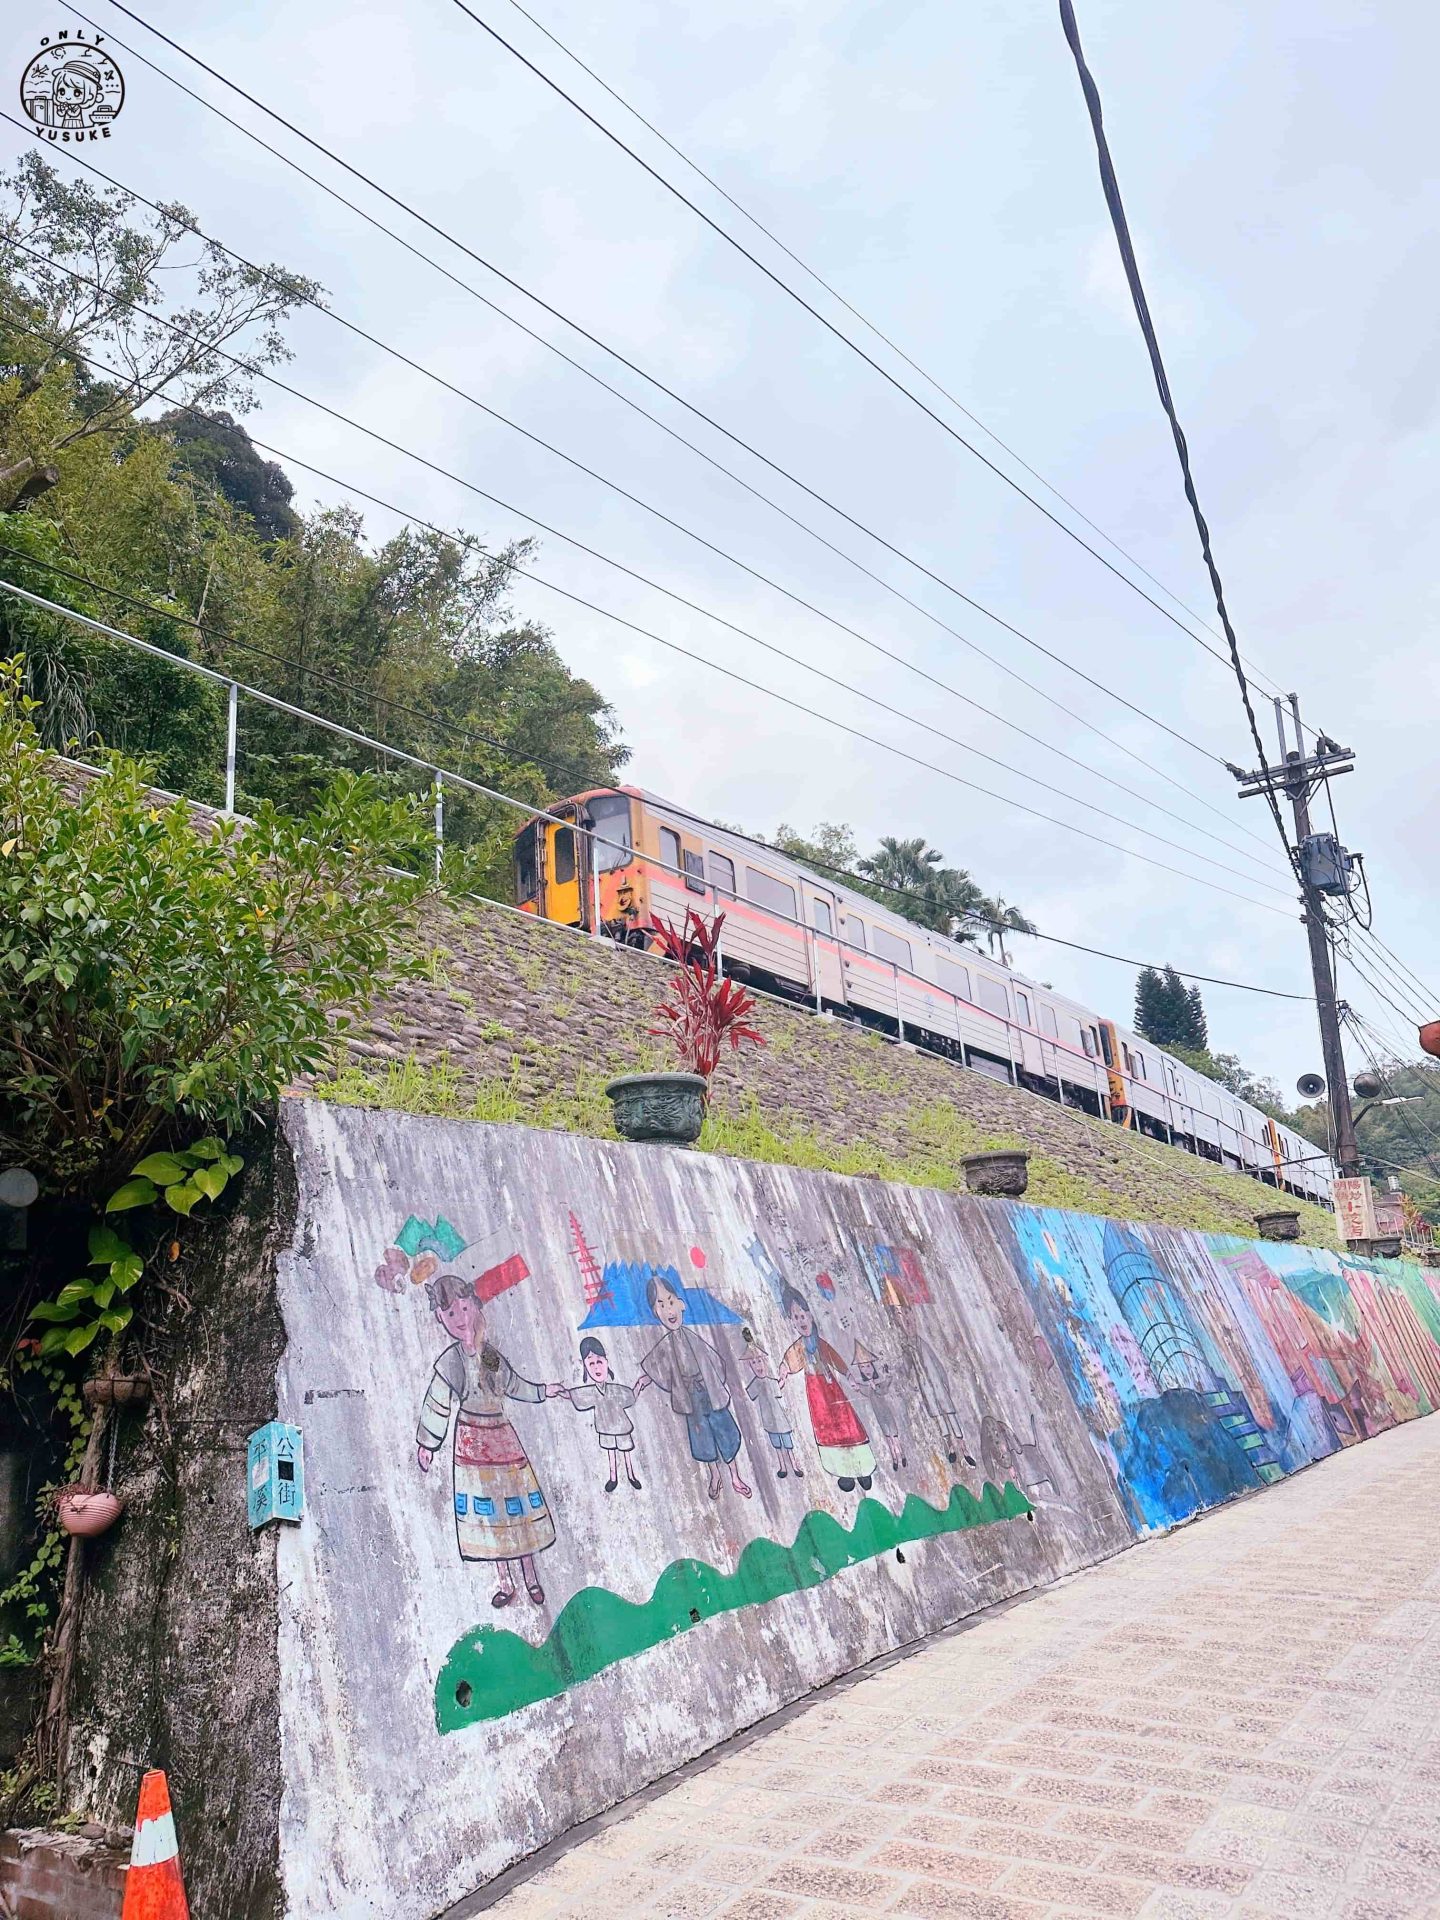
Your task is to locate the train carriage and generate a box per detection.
[514,786,1335,1207]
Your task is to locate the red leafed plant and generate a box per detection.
[650,910,765,1081]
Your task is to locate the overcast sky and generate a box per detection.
[9,0,1437,1093]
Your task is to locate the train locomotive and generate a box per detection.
[514,785,1334,1206]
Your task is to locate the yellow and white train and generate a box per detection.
[515,785,1334,1207]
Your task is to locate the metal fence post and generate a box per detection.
[433,774,444,883]
[893,962,905,1043]
[591,830,603,939]
[223,680,238,814]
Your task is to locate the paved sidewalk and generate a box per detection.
[480,1416,1440,1920]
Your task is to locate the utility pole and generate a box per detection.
[1233,695,1361,1176]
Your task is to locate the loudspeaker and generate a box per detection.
[1296,1072,1326,1099]
[1352,1070,1384,1101]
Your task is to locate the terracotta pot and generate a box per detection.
[82,1373,151,1412]
[960,1149,1031,1198]
[56,1488,124,1538]
[1255,1210,1302,1243]
[605,1072,708,1146]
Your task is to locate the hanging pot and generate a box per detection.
[1420,1021,1440,1061]
[55,1488,124,1538]
[82,1373,151,1412]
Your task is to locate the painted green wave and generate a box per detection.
[435,1479,1032,1729]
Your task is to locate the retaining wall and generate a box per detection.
[264,1100,1440,1919]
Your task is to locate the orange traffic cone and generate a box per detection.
[121,1769,190,1919]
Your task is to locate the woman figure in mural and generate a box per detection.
[853,1342,906,1470]
[742,1326,801,1479]
[778,1285,876,1492]
[415,1274,562,1608]
[635,1274,752,1501]
[563,1336,642,1493]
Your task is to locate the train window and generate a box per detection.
[976,974,1009,1018]
[1039,1003,1058,1039]
[937,957,971,1001]
[682,850,705,894]
[1065,1016,1084,1050]
[1133,1050,1147,1081]
[1098,1026,1115,1068]
[707,851,736,896]
[872,925,912,969]
[842,914,867,950]
[1122,1043,1134,1074]
[515,822,539,900]
[1082,1027,1098,1058]
[553,826,576,886]
[812,898,834,937]
[588,793,633,871]
[1015,989,1032,1026]
[746,867,798,919]
[658,826,682,877]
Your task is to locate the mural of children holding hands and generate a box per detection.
[563,1336,642,1493]
[636,1272,752,1502]
[854,1342,906,1471]
[742,1327,802,1479]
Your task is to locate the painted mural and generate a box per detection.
[275,1103,1440,1920]
[373,1206,1033,1728]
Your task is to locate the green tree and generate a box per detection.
[160,406,300,542]
[0,152,317,510]
[1135,965,1207,1049]
[0,658,430,1194]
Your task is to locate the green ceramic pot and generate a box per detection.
[605,1072,708,1146]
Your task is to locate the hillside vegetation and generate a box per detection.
[315,894,1339,1243]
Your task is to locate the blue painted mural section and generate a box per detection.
[1006,1208,1440,1534]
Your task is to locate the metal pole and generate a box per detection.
[590,830,604,940]
[223,680,238,814]
[807,920,822,1013]
[893,961,905,1043]
[433,774,443,883]
[1284,695,1360,1176]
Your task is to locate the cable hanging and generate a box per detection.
[61,7,1310,839]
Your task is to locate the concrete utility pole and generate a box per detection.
[1233,695,1361,1177]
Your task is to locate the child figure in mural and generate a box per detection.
[635,1273,752,1501]
[742,1327,802,1479]
[778,1285,877,1492]
[564,1336,642,1493]
[854,1342,906,1470]
[415,1273,563,1608]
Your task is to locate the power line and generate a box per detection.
[489,0,1310,702]
[0,264,1297,900]
[1360,927,1438,1015]
[0,149,1290,883]
[63,4,1298,840]
[445,0,1309,707]
[0,572,1315,1000]
[1056,0,1297,874]
[0,330,1296,920]
[1349,933,1431,1024]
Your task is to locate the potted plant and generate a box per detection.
[959,1148,1031,1198]
[606,910,764,1146]
[1255,1209,1302,1243]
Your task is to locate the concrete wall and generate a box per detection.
[274,1101,1440,1919]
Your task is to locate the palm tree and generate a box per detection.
[975,894,1037,967]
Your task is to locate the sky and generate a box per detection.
[7,0,1438,1095]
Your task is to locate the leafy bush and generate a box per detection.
[0,656,431,1193]
[649,910,764,1081]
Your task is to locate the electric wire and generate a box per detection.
[0,571,1315,996]
[1362,927,1440,1015]
[489,0,1315,709]
[1342,1012,1440,1180]
[1056,0,1297,873]
[59,5,1302,840]
[0,151,1291,882]
[0,268,1298,901]
[446,0,1310,707]
[0,331,1297,922]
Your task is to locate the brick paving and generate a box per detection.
[478,1415,1440,1920]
